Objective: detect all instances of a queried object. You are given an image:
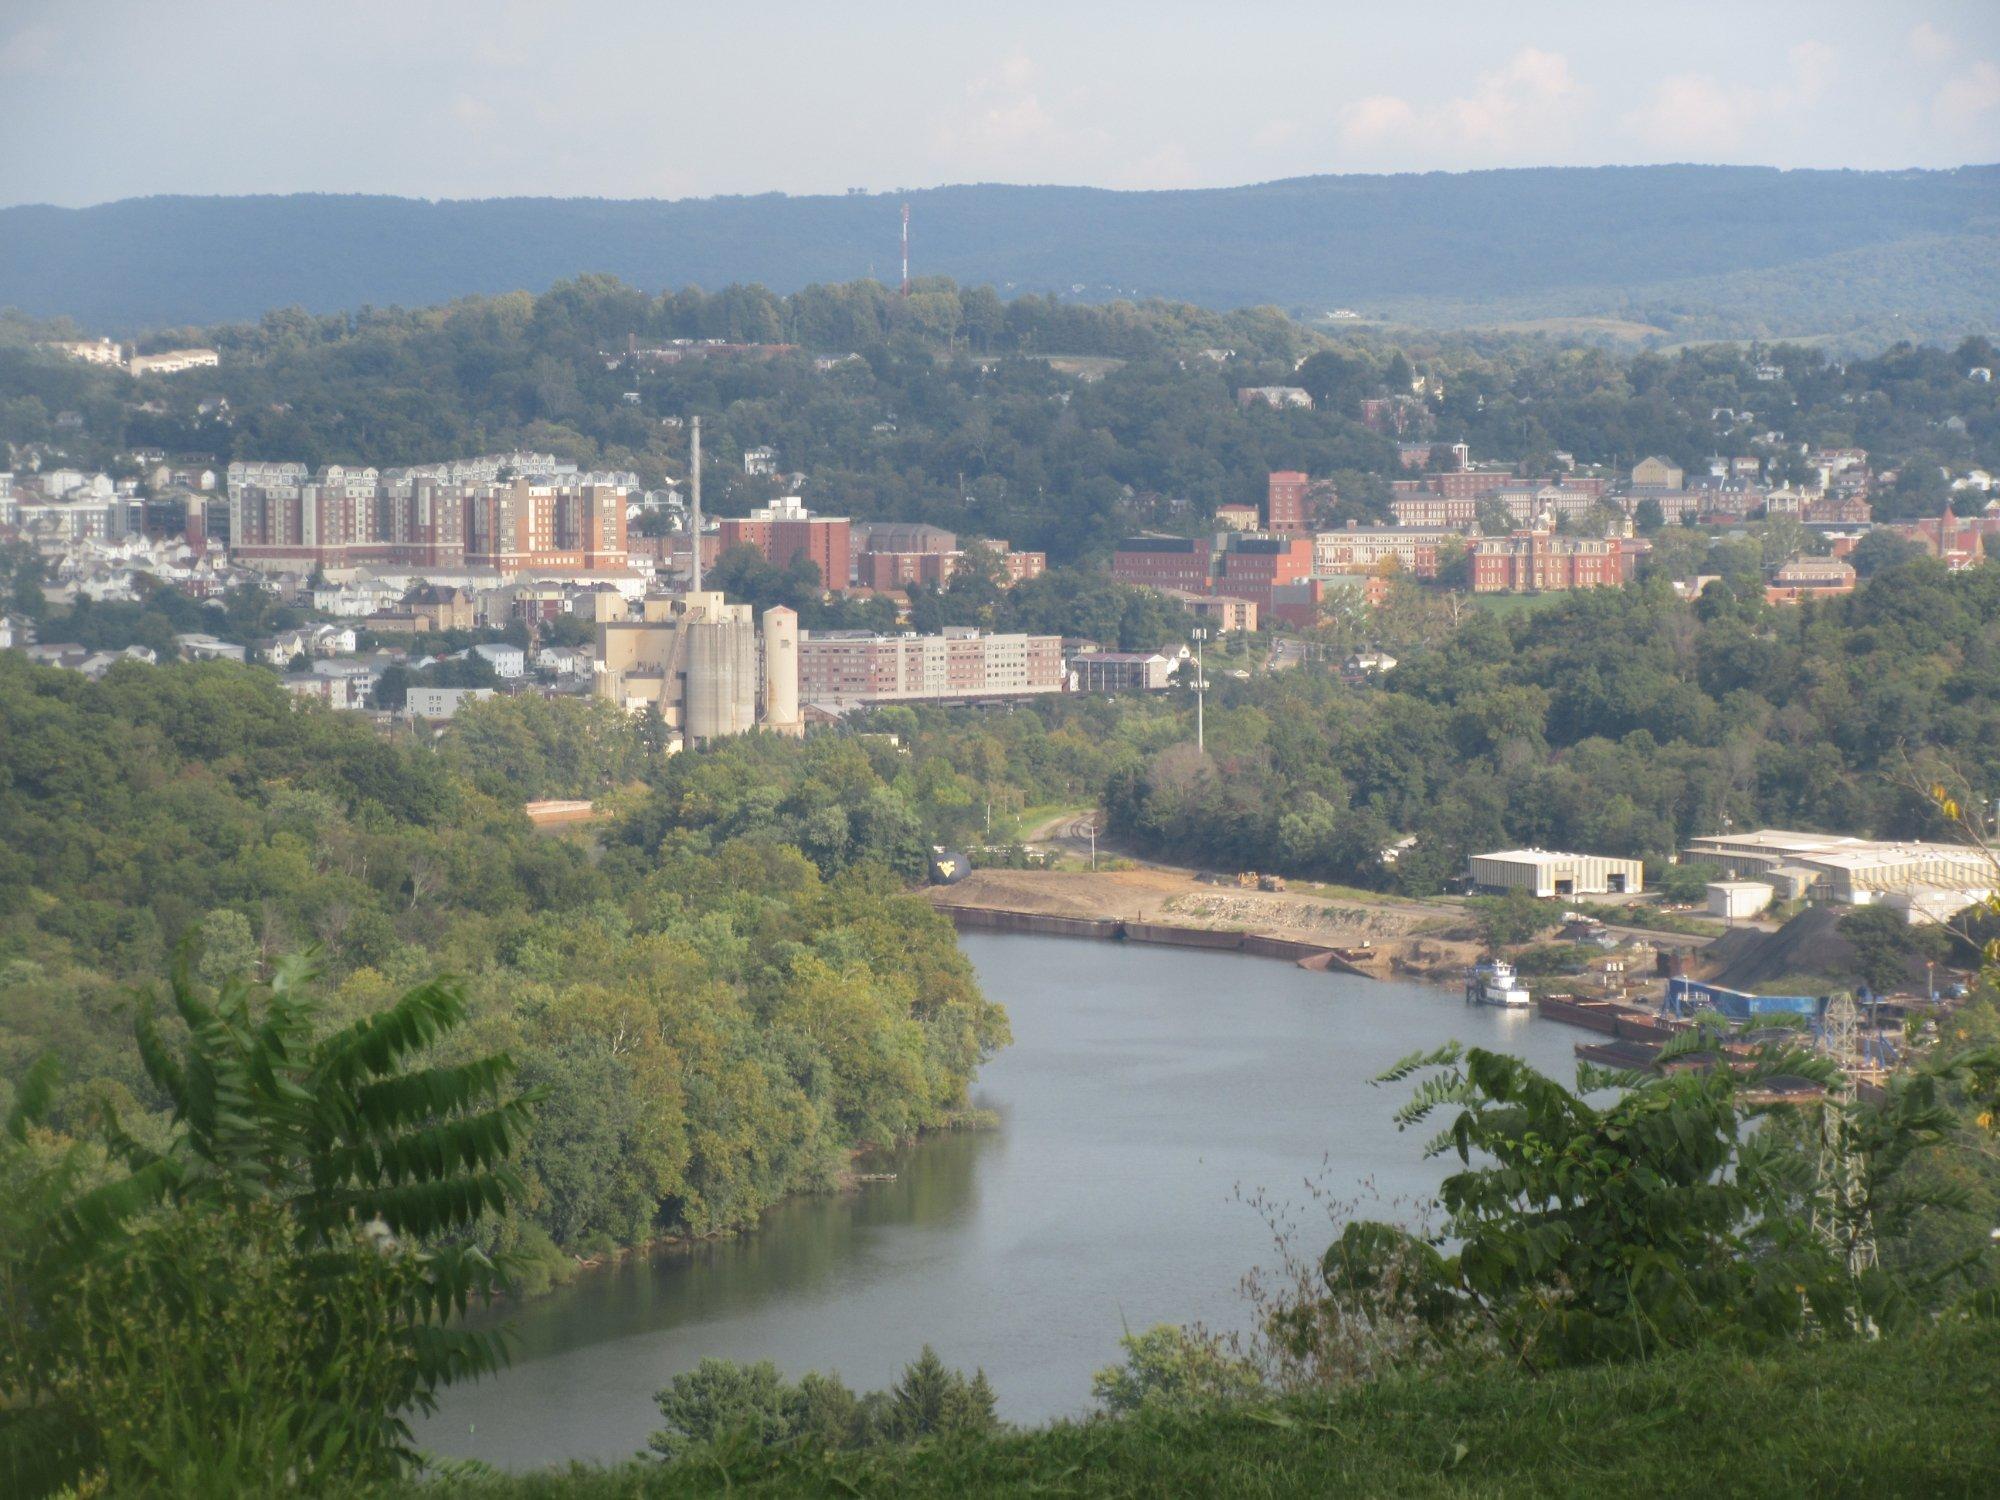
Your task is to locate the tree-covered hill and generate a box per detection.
[5,278,1996,566]
[4,164,1996,341]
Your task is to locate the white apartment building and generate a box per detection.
[129,348,220,376]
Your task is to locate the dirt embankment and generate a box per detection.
[925,868,1482,978]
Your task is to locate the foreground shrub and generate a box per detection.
[0,956,535,1495]
[648,1346,997,1460]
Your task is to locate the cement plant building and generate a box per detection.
[594,592,802,745]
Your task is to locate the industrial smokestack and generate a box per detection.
[689,413,702,593]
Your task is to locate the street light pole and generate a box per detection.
[1192,626,1209,756]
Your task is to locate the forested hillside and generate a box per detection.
[4,165,1995,341]
[0,659,1009,1275]
[1097,559,2000,890]
[4,279,1996,565]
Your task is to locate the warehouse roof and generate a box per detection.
[1474,848,1641,867]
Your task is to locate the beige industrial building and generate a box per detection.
[594,591,802,745]
[1681,829,1993,920]
[1469,849,1644,898]
[1706,880,1776,921]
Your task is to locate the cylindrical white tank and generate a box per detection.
[762,606,799,731]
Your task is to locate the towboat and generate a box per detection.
[1465,958,1531,1008]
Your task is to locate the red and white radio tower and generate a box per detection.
[900,201,910,296]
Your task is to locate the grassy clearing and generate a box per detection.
[425,1323,1999,1498]
[1464,592,1575,620]
[1001,802,1096,843]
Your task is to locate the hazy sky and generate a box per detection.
[3,1,1998,207]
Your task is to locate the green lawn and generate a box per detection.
[426,1322,1999,1498]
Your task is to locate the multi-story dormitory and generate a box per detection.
[227,460,630,577]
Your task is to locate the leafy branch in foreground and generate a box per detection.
[1315,1034,1997,1370]
[0,953,537,1497]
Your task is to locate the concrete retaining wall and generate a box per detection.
[1122,922,1245,951]
[934,905,1121,941]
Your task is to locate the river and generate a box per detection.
[419,933,1590,1468]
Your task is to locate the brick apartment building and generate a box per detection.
[973,538,1047,583]
[798,628,1066,707]
[1472,531,1622,593]
[863,550,957,591]
[230,473,627,576]
[1113,535,1216,593]
[1265,470,1310,533]
[1434,469,1521,501]
[1213,534,1315,609]
[716,496,852,589]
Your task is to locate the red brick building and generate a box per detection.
[1266,471,1310,533]
[1472,531,1622,593]
[1213,534,1315,609]
[978,541,1047,583]
[1113,535,1216,593]
[864,550,958,591]
[716,497,852,589]
[1435,470,1521,501]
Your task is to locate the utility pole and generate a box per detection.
[1089,818,1097,871]
[900,202,910,297]
[689,414,703,593]
[1192,626,1210,755]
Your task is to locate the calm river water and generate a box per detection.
[420,934,1588,1468]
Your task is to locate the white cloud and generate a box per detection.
[929,54,1113,179]
[1252,118,1301,151]
[1131,142,1198,188]
[0,23,56,78]
[1787,40,1836,105]
[1339,95,1419,148]
[1909,22,1954,66]
[1337,48,1583,161]
[1624,73,1753,155]
[1934,60,2000,134]
[450,93,498,132]
[1621,41,1838,157]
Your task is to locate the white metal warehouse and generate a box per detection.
[1468,849,1645,898]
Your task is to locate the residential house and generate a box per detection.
[470,642,526,678]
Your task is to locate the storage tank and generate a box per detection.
[761,606,800,732]
[686,610,757,742]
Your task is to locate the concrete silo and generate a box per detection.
[761,606,801,734]
[684,599,757,743]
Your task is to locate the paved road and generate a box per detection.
[1265,637,1308,671]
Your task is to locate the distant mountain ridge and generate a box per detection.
[2,165,1996,340]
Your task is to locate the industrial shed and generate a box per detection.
[1469,849,1644,898]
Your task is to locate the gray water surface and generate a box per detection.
[420,934,1588,1467]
